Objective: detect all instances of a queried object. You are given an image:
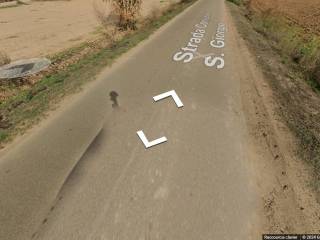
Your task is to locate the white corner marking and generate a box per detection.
[153,90,184,108]
[137,130,167,149]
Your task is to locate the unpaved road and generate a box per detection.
[0,0,263,239]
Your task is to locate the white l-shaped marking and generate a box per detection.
[137,130,167,149]
[153,90,184,108]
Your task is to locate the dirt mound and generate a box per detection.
[250,0,320,34]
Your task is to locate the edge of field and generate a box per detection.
[226,0,320,233]
[0,0,198,148]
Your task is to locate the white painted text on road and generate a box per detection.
[173,15,209,63]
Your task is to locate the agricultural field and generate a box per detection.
[0,0,175,61]
[250,0,320,34]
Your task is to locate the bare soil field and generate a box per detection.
[250,0,320,34]
[0,0,99,60]
[0,0,174,61]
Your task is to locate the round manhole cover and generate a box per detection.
[0,58,51,79]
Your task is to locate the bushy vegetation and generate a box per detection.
[105,0,142,30]
[229,0,320,87]
[0,51,10,66]
[226,0,242,6]
[251,10,320,90]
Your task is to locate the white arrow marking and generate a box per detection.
[153,90,184,108]
[137,130,167,149]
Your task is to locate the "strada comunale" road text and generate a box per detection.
[173,15,209,63]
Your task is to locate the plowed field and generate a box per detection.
[250,0,320,34]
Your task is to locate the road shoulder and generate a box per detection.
[226,2,320,233]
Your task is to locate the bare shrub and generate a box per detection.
[93,0,122,45]
[104,0,142,30]
[0,51,10,67]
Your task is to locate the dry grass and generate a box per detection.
[228,0,320,88]
[249,9,320,89]
[0,51,10,66]
[249,0,320,35]
[227,1,320,195]
[93,1,120,44]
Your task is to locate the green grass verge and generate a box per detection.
[0,0,197,146]
[226,0,242,6]
[251,12,320,92]
[228,3,320,194]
